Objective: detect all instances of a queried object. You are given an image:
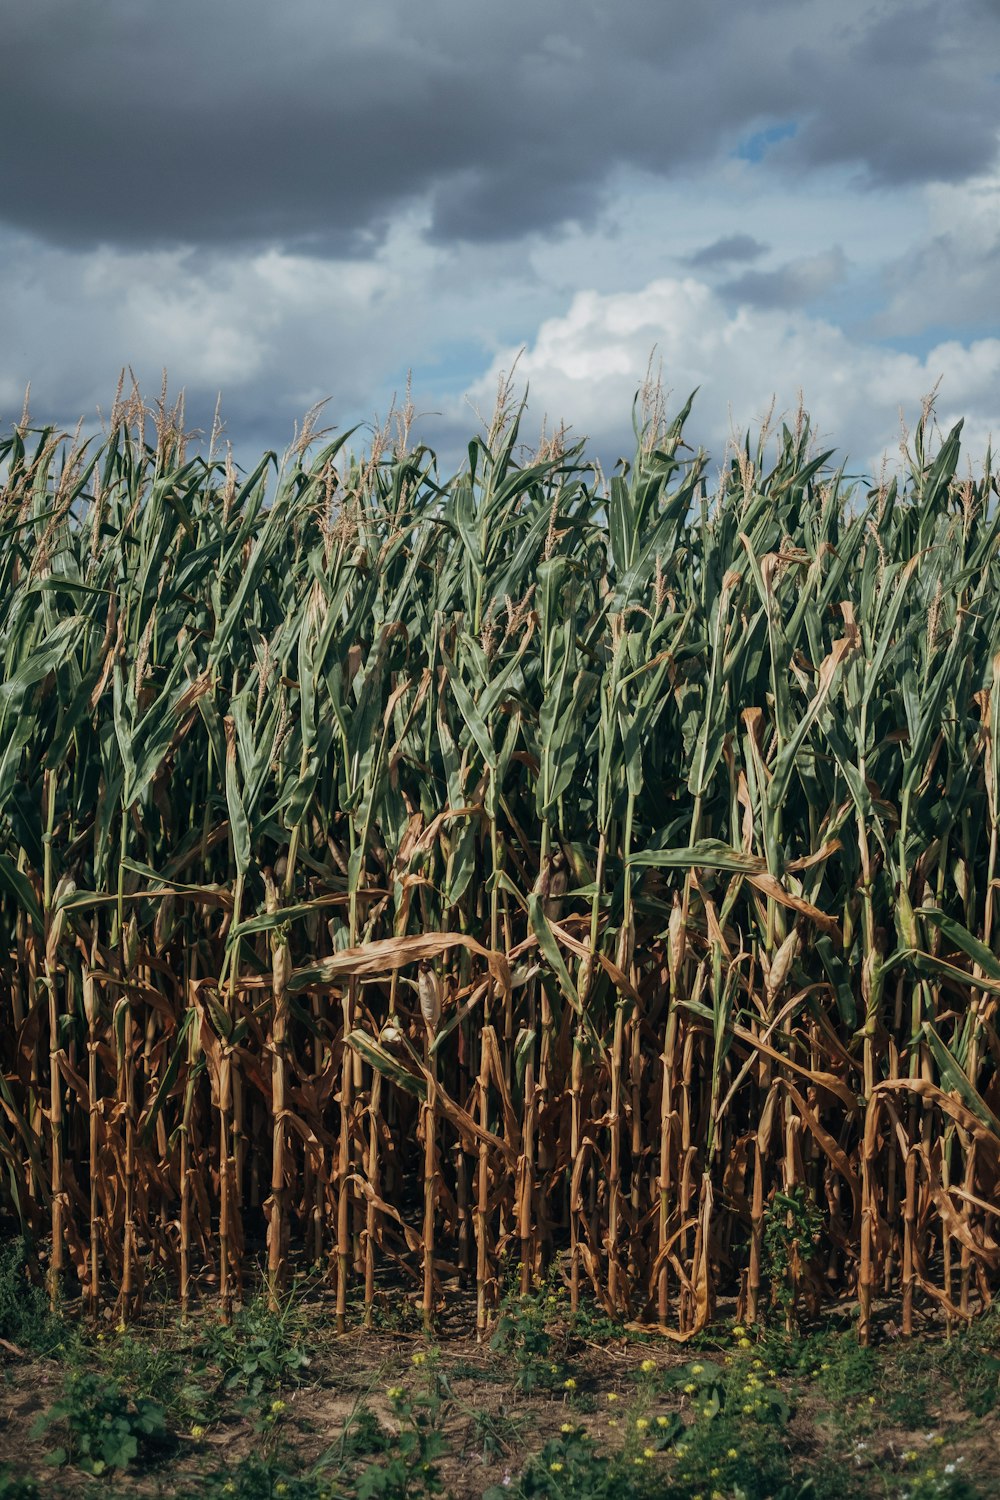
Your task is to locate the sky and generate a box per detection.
[2,0,999,482]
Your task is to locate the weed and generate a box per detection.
[0,1469,38,1500]
[489,1273,569,1393]
[487,1424,679,1500]
[762,1186,824,1321]
[354,1361,449,1497]
[338,1402,394,1459]
[197,1453,333,1499]
[93,1325,206,1430]
[29,1369,166,1475]
[932,1309,1000,1416]
[196,1292,311,1400]
[660,1354,795,1499]
[0,1239,66,1356]
[463,1403,523,1464]
[485,1429,617,1499]
[761,1327,878,1408]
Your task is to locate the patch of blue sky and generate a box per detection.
[734,120,798,163]
[873,324,1000,360]
[387,340,488,399]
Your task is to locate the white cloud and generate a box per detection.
[457,276,999,477]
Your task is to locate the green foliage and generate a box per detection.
[196,1294,310,1399]
[338,1403,394,1459]
[354,1380,449,1498]
[660,1353,795,1499]
[95,1326,206,1428]
[758,1326,878,1406]
[762,1186,824,1313]
[29,1369,166,1475]
[0,1469,38,1500]
[197,1453,334,1500]
[465,1404,524,1464]
[489,1270,571,1393]
[489,1422,681,1500]
[923,1305,1000,1417]
[0,1238,65,1355]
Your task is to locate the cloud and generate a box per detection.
[874,170,1000,336]
[0,221,450,453]
[686,234,770,268]
[775,6,1000,187]
[2,216,995,484]
[455,277,1000,477]
[719,248,848,308]
[1,0,997,253]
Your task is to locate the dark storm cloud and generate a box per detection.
[686,235,770,268]
[1,0,998,254]
[774,4,1000,187]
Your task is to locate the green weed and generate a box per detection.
[29,1368,166,1476]
[0,1238,66,1356]
[196,1293,311,1400]
[0,1469,38,1500]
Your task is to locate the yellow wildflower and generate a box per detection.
[635,1417,649,1430]
[563,1377,577,1390]
[640,1358,656,1373]
[549,1462,563,1473]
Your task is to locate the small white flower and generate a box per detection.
[945,1464,956,1475]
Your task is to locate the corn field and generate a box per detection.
[1,378,999,1345]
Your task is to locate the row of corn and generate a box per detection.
[0,378,997,1341]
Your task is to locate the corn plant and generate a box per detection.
[0,377,997,1344]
